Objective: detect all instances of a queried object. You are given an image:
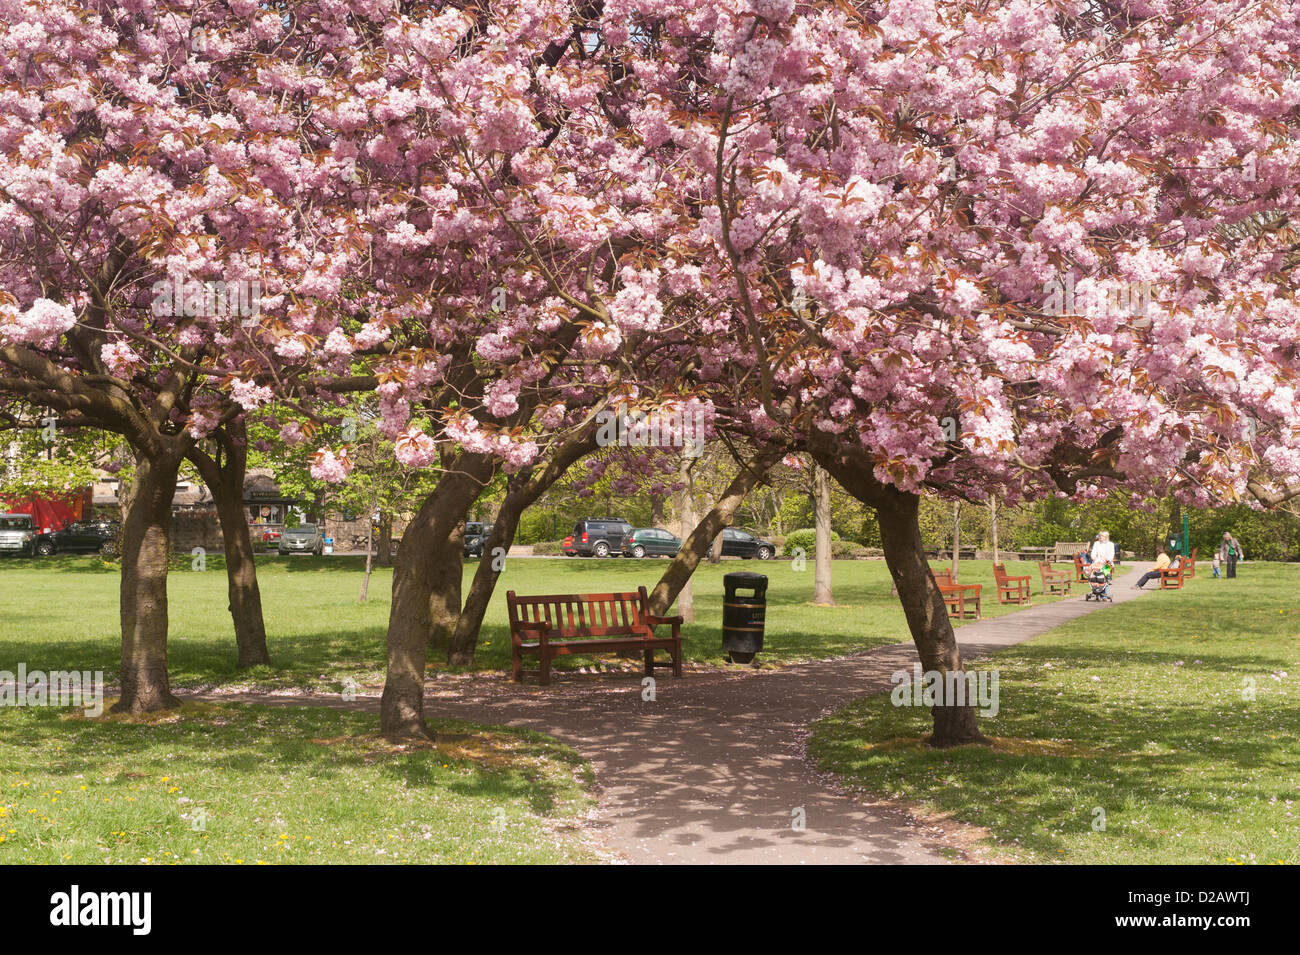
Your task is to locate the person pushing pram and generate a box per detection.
[1083,558,1114,601]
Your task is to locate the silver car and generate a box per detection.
[278,523,323,555]
[0,514,36,557]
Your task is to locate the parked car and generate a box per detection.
[0,513,37,557]
[35,519,120,557]
[561,534,576,556]
[278,523,323,555]
[260,529,282,549]
[464,521,493,558]
[622,527,682,558]
[568,517,633,557]
[720,527,776,560]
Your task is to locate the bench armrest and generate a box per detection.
[512,623,553,643]
[644,614,684,627]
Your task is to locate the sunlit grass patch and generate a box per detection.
[0,702,597,865]
[810,562,1300,864]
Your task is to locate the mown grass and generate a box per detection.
[809,562,1300,864]
[0,701,596,864]
[0,554,1071,691]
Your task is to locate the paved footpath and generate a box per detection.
[212,566,1154,864]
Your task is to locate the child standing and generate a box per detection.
[1211,554,1221,578]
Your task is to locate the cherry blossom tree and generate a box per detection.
[0,0,370,709]
[587,0,1300,744]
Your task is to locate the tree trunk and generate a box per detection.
[447,430,599,666]
[359,499,375,603]
[812,462,834,605]
[990,497,1000,565]
[189,423,271,668]
[807,438,987,747]
[876,493,987,747]
[676,456,696,623]
[381,458,493,738]
[113,451,183,713]
[210,469,271,668]
[376,514,393,567]
[951,500,961,581]
[647,445,782,616]
[448,494,518,666]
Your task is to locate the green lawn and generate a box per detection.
[0,554,1071,691]
[0,702,597,864]
[809,562,1300,864]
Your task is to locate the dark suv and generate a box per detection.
[569,518,633,557]
[36,519,120,557]
[464,522,494,558]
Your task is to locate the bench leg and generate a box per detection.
[539,649,551,686]
[511,648,523,683]
[673,638,682,678]
[644,648,655,676]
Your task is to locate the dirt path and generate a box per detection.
[206,566,1153,864]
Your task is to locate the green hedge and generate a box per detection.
[782,527,841,556]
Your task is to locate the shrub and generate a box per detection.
[529,539,566,556]
[831,540,870,559]
[782,527,840,556]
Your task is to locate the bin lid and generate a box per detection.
[723,571,768,597]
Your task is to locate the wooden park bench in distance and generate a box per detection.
[1038,561,1073,596]
[507,586,683,685]
[1160,559,1187,590]
[993,562,1032,605]
[1053,541,1090,563]
[1182,547,1199,578]
[932,567,982,619]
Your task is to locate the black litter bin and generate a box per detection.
[722,571,767,664]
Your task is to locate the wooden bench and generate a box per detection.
[932,568,982,619]
[1182,547,1198,578]
[1053,541,1090,562]
[1073,554,1090,582]
[1160,559,1186,590]
[1038,561,1072,596]
[507,587,683,685]
[993,562,1032,605]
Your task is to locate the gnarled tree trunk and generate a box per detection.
[381,456,493,738]
[647,444,783,616]
[447,431,597,666]
[114,451,183,713]
[810,438,987,748]
[189,421,270,668]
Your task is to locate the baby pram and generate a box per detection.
[1084,565,1113,601]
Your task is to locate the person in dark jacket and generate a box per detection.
[1218,533,1245,579]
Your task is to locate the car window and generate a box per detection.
[589,523,606,534]
[734,531,754,541]
[0,516,32,529]
[572,523,583,536]
[297,524,317,533]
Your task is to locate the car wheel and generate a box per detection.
[631,545,646,558]
[757,546,774,560]
[99,540,118,557]
[35,542,54,557]
[593,541,610,558]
